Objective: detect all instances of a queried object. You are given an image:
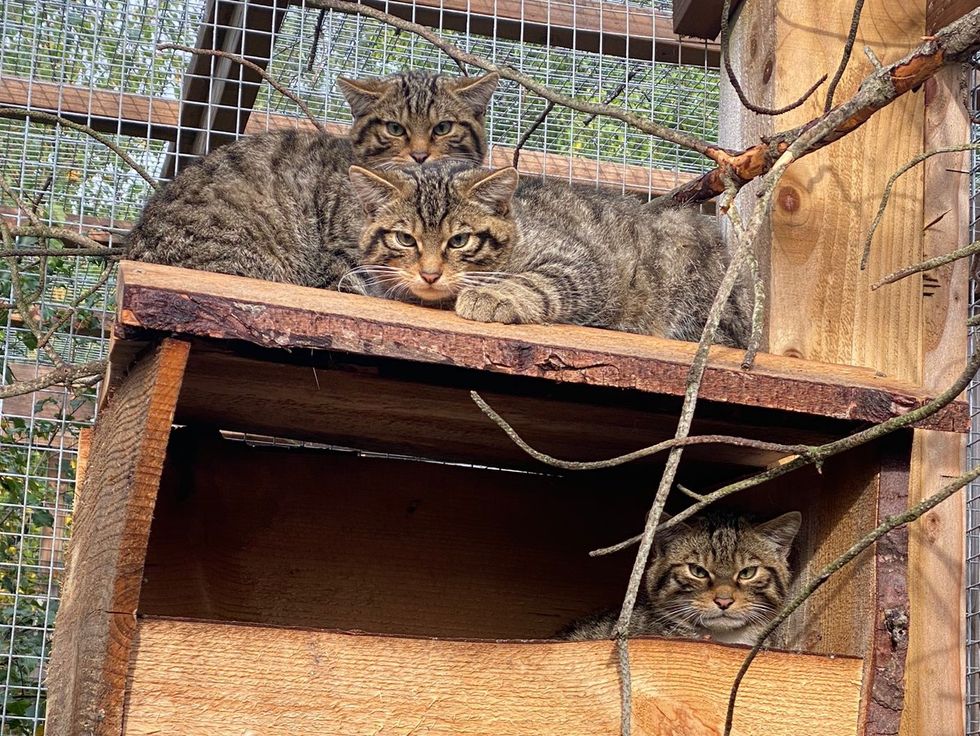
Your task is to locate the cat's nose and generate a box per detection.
[420,270,442,284]
[714,596,734,610]
[411,151,429,163]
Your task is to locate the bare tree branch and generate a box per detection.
[872,239,980,290]
[0,359,107,400]
[471,391,807,468]
[660,8,980,205]
[824,0,867,112]
[512,101,555,168]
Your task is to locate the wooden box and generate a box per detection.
[46,261,966,736]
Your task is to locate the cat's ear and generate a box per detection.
[460,167,518,215]
[654,512,691,548]
[349,166,406,215]
[337,76,392,117]
[754,511,802,551]
[448,73,499,114]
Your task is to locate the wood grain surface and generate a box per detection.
[123,617,864,736]
[115,261,966,432]
[45,339,189,736]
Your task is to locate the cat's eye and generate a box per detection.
[385,122,406,136]
[447,232,470,248]
[393,231,416,247]
[687,564,709,579]
[737,566,758,580]
[433,121,453,136]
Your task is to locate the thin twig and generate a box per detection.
[723,463,980,736]
[307,8,327,72]
[721,0,827,116]
[862,143,980,269]
[157,43,327,133]
[37,265,114,349]
[0,173,44,228]
[864,45,883,70]
[0,108,158,188]
[471,392,807,468]
[824,0,867,113]
[303,0,717,159]
[512,101,555,168]
[872,239,980,290]
[583,68,643,126]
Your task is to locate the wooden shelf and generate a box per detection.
[114,261,966,446]
[124,616,862,735]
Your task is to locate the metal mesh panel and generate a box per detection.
[0,0,717,730]
[968,61,980,736]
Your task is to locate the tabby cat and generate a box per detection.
[346,161,751,345]
[560,511,802,645]
[126,71,498,287]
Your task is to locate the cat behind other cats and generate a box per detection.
[559,511,802,645]
[126,71,498,286]
[347,161,751,346]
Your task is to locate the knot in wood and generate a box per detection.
[883,608,909,650]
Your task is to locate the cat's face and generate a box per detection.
[338,71,498,167]
[348,162,518,302]
[645,512,801,638]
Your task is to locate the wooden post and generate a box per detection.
[903,63,970,736]
[46,339,190,736]
[721,2,967,734]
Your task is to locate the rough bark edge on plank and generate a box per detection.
[860,433,912,736]
[45,338,190,736]
[114,262,967,433]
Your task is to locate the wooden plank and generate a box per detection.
[161,0,288,178]
[767,0,927,384]
[124,617,863,735]
[901,64,969,736]
[672,0,744,40]
[45,339,190,736]
[927,0,980,32]
[0,76,691,195]
[348,0,720,66]
[863,433,912,736]
[115,261,966,432]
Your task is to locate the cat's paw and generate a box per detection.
[455,284,544,324]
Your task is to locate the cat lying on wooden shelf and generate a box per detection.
[346,160,750,347]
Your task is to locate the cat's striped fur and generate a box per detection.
[348,161,752,345]
[560,511,801,645]
[126,71,498,286]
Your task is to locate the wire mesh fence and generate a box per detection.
[968,61,980,736]
[0,0,718,731]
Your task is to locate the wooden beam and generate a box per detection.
[115,261,966,432]
[355,0,719,66]
[45,339,190,736]
[927,0,980,32]
[161,0,289,178]
[1,77,692,195]
[125,617,863,735]
[900,64,970,736]
[672,0,744,40]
